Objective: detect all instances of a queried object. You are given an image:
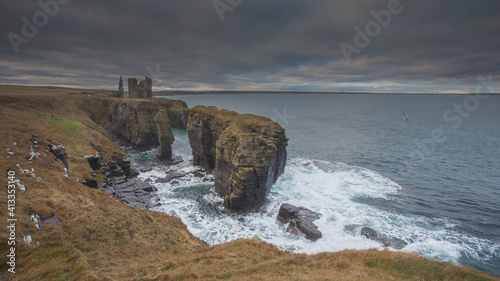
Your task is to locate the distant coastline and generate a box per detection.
[155,90,498,96]
[0,84,497,97]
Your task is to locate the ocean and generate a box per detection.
[128,94,500,276]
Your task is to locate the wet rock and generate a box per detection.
[156,171,187,183]
[287,219,322,242]
[277,203,322,241]
[160,156,183,165]
[140,167,153,173]
[360,227,405,250]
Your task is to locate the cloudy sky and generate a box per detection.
[1,0,499,93]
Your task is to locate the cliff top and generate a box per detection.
[191,105,282,135]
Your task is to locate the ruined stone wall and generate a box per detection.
[127,78,138,98]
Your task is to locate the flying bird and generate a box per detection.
[401,109,411,126]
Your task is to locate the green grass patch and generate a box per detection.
[39,113,81,135]
[52,119,81,135]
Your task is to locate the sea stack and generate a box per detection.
[155,109,175,159]
[187,105,287,212]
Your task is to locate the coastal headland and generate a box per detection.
[0,84,498,280]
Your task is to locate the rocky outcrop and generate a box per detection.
[84,154,158,209]
[277,203,322,241]
[155,109,175,159]
[95,98,189,150]
[187,106,288,212]
[360,227,405,250]
[48,144,69,176]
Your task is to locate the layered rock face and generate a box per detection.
[187,106,288,212]
[97,98,189,150]
[155,109,175,159]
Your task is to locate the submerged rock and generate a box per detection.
[277,203,322,241]
[360,227,405,250]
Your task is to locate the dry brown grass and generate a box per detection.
[0,84,499,280]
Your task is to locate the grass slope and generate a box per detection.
[0,85,498,280]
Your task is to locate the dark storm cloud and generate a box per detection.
[0,0,499,92]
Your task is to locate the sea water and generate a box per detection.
[128,94,499,276]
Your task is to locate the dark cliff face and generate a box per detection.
[155,109,175,159]
[187,106,288,212]
[187,107,230,171]
[90,97,189,151]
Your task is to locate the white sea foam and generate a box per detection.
[126,131,500,269]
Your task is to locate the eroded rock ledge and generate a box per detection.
[187,105,288,212]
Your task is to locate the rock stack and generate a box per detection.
[154,109,175,160]
[187,105,288,212]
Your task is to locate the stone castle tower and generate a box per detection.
[118,76,124,98]
[127,76,152,98]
